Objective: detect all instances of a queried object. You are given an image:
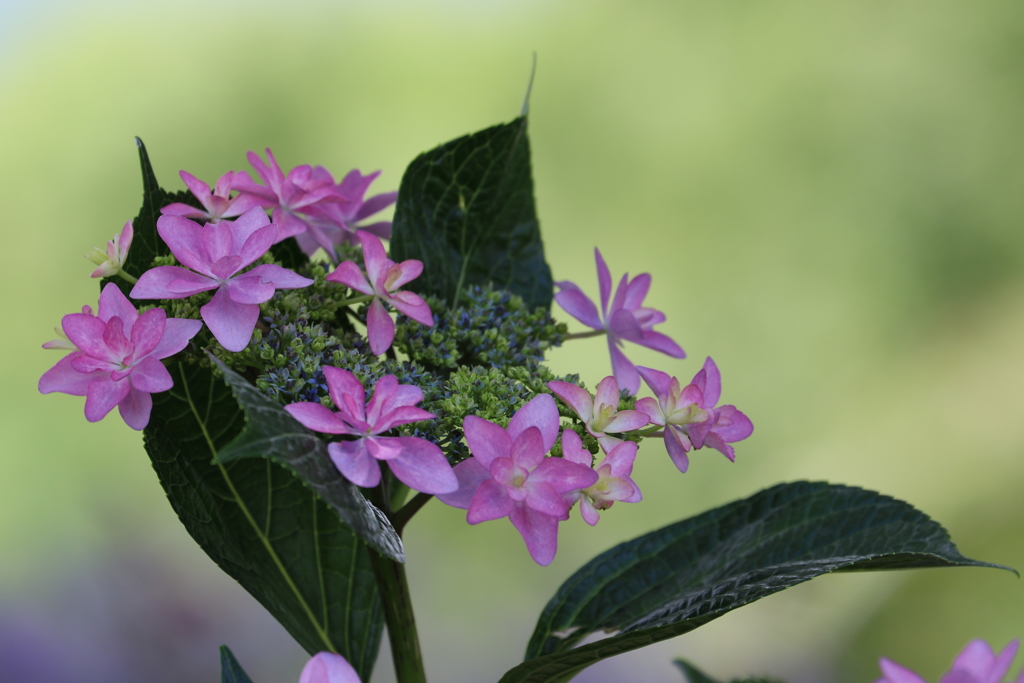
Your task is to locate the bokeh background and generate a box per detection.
[2,0,1023,681]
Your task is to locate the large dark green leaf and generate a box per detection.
[220,646,257,683]
[102,138,200,298]
[390,116,553,310]
[145,361,384,681]
[211,357,403,561]
[499,482,1009,683]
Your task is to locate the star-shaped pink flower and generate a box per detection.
[635,357,753,473]
[130,206,313,352]
[548,375,649,450]
[86,220,134,279]
[560,428,642,526]
[298,169,397,255]
[876,638,1023,683]
[436,395,598,566]
[555,248,685,394]
[326,231,433,356]
[160,170,265,223]
[284,367,457,495]
[39,283,202,430]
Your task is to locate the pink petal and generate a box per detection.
[524,480,570,518]
[879,659,929,683]
[609,342,640,395]
[579,498,600,526]
[97,283,139,327]
[62,313,114,362]
[156,215,212,275]
[595,248,612,317]
[228,206,273,249]
[356,231,390,287]
[322,367,366,422]
[593,376,621,411]
[553,283,602,331]
[636,366,672,399]
[509,504,560,566]
[364,374,399,426]
[298,652,362,683]
[462,416,512,468]
[131,266,218,299]
[328,439,381,488]
[711,405,753,443]
[603,410,650,434]
[366,298,395,355]
[355,191,397,221]
[507,394,560,452]
[635,330,686,359]
[130,308,166,358]
[467,479,514,524]
[373,406,435,434]
[697,357,722,407]
[510,427,546,470]
[622,273,651,311]
[233,224,278,270]
[664,427,692,472]
[117,384,153,430]
[202,221,237,265]
[703,432,736,462]
[273,210,312,241]
[160,203,208,219]
[559,429,591,467]
[608,308,645,343]
[284,402,355,435]
[84,375,131,423]
[436,457,490,509]
[602,440,639,479]
[548,381,594,422]
[357,221,391,239]
[149,318,203,359]
[200,286,259,352]
[385,437,458,494]
[129,356,172,393]
[634,397,664,425]
[609,272,631,317]
[39,354,101,396]
[179,170,212,210]
[531,457,600,494]
[384,260,423,291]
[226,274,276,304]
[246,263,315,290]
[388,291,434,327]
[326,261,374,295]
[364,436,405,461]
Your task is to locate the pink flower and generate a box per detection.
[326,231,433,356]
[231,149,350,258]
[86,220,133,279]
[560,428,642,526]
[297,169,397,256]
[283,367,457,495]
[38,283,202,430]
[548,375,649,450]
[160,170,265,223]
[876,638,1024,683]
[635,357,753,473]
[436,395,599,566]
[130,206,313,352]
[554,248,684,394]
[298,652,361,683]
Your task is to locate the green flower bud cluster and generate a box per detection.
[394,285,567,373]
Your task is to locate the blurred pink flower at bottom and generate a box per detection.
[299,652,361,683]
[876,639,1024,683]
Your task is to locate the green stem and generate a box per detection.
[634,425,665,438]
[564,329,605,341]
[336,294,374,307]
[392,493,433,536]
[368,486,427,683]
[117,270,139,285]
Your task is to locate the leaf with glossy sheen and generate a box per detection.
[220,646,256,683]
[145,361,384,681]
[499,482,1010,683]
[390,116,553,310]
[211,356,403,561]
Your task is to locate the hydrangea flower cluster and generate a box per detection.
[39,146,752,568]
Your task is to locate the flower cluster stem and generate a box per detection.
[117,270,139,285]
[564,329,605,341]
[368,485,428,683]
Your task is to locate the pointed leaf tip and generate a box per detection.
[219,645,256,683]
[521,52,537,117]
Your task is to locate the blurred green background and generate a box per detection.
[2,0,1023,681]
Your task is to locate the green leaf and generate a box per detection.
[145,361,384,681]
[499,482,1010,683]
[103,138,201,298]
[211,356,404,562]
[674,660,723,683]
[220,646,257,683]
[390,116,553,310]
